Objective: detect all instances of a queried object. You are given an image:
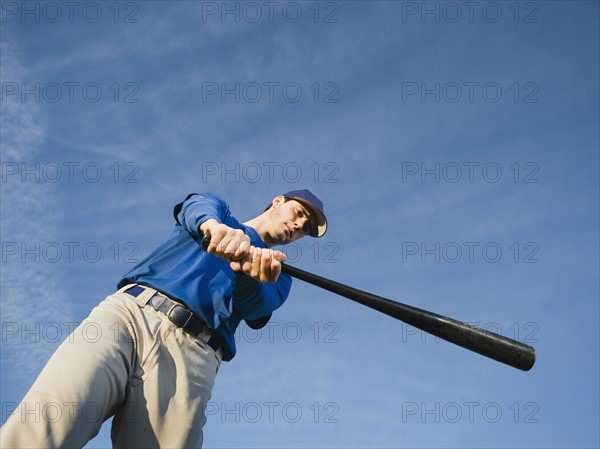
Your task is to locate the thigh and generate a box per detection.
[111,316,220,449]
[0,293,140,449]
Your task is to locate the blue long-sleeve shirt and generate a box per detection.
[117,192,292,361]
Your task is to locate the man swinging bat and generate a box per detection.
[0,190,328,449]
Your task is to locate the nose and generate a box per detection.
[293,217,308,234]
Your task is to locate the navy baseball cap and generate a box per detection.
[280,189,328,237]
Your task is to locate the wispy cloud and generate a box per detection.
[1,38,73,386]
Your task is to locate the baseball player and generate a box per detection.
[0,189,327,448]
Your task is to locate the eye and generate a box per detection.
[296,207,311,234]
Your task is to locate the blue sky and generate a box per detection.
[1,1,598,448]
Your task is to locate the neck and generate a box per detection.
[244,214,277,248]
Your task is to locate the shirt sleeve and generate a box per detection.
[173,193,229,238]
[232,272,292,320]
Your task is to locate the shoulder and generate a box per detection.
[187,192,225,203]
[177,192,231,210]
[173,192,231,223]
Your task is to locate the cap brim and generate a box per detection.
[291,198,327,238]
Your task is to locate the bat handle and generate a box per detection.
[201,230,211,252]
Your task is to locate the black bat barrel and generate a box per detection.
[282,264,536,371]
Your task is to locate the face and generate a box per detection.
[267,197,314,245]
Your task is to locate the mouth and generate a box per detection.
[285,224,292,238]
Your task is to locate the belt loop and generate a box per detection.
[117,283,137,295]
[151,294,167,310]
[121,284,157,308]
[137,286,158,305]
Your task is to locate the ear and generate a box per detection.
[271,196,285,208]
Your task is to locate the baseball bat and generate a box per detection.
[281,263,535,371]
[201,232,536,371]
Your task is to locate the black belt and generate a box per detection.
[125,285,221,353]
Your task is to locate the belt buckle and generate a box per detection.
[166,303,193,328]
